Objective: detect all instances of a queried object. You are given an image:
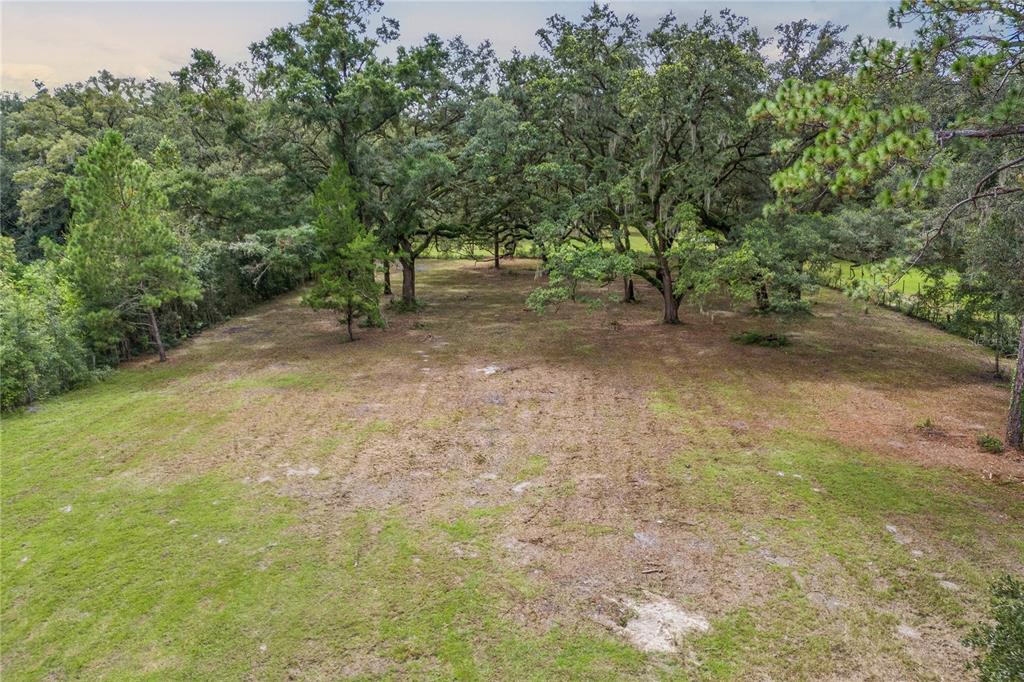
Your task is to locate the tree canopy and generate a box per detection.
[1,0,1020,452]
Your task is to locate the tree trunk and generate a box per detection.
[383,264,392,297]
[755,280,770,312]
[622,277,636,304]
[659,267,680,324]
[995,311,1002,377]
[148,308,167,362]
[1006,315,1024,450]
[494,229,501,269]
[401,257,416,307]
[346,305,355,342]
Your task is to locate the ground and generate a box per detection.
[3,259,1023,681]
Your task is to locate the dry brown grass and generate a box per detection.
[14,258,1022,679]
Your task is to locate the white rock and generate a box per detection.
[511,480,534,494]
[621,596,710,653]
[885,524,911,545]
[633,531,658,547]
[285,466,320,477]
[897,624,921,639]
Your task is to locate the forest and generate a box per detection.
[1,0,1023,679]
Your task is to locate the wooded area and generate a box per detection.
[3,1,1021,450]
[2,0,1021,448]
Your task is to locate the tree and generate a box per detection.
[64,130,200,362]
[2,73,150,258]
[370,35,493,306]
[620,12,771,323]
[304,163,382,341]
[250,0,403,173]
[455,97,542,268]
[533,5,646,301]
[753,0,1024,447]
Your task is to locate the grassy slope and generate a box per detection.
[3,259,1022,680]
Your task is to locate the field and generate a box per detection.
[3,259,1023,680]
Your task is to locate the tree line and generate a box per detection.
[1,0,1021,449]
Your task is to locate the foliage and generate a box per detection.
[526,237,635,313]
[731,331,791,348]
[228,226,317,292]
[964,575,1024,681]
[0,236,91,409]
[976,433,1005,454]
[303,163,382,341]
[64,131,201,360]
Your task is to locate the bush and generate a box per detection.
[731,331,790,348]
[977,433,1005,454]
[964,575,1024,681]
[0,238,92,410]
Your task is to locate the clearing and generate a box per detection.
[3,259,1023,680]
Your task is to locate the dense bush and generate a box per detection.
[0,237,91,410]
[0,221,315,410]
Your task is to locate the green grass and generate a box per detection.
[667,431,1024,677]
[3,260,1021,679]
[827,259,959,294]
[515,454,550,481]
[2,431,644,680]
[1,360,647,680]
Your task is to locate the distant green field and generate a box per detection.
[422,228,653,261]
[825,260,960,295]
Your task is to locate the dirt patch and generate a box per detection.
[112,260,1023,678]
[595,593,710,653]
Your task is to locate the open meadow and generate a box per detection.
[4,260,1022,680]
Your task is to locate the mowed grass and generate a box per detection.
[3,259,1022,680]
[826,259,960,294]
[2,370,643,680]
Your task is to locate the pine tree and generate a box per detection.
[304,163,382,341]
[64,130,200,362]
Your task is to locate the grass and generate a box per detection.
[2,259,1021,679]
[669,431,1024,677]
[827,259,960,294]
[731,331,790,348]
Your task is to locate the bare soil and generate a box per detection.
[131,259,1024,678]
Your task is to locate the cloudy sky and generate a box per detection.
[1,1,909,94]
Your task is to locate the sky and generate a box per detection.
[1,1,909,95]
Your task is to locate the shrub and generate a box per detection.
[976,433,1005,454]
[0,237,92,410]
[731,331,790,348]
[964,575,1024,681]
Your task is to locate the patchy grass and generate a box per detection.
[731,330,791,348]
[3,259,1022,679]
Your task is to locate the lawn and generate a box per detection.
[3,259,1022,680]
[825,259,961,295]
